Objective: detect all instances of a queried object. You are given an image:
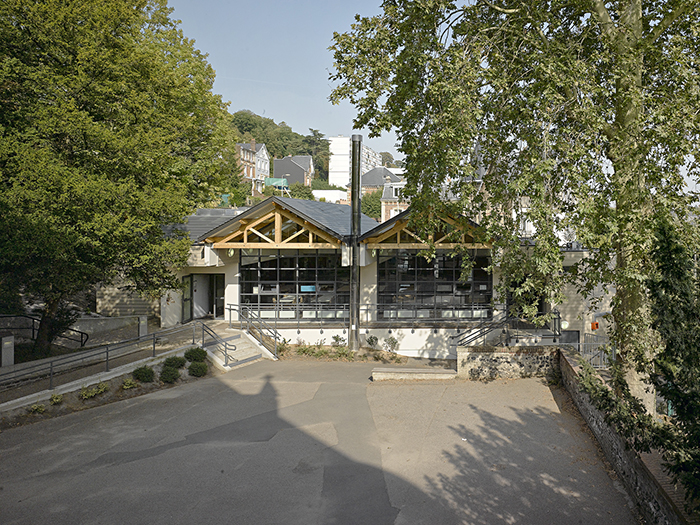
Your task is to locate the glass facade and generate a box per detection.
[240,249,350,319]
[377,249,492,319]
[239,248,492,321]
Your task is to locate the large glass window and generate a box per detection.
[240,249,349,318]
[377,249,492,318]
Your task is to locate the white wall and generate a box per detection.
[312,190,347,203]
[329,136,350,188]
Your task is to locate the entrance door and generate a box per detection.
[182,275,193,323]
[209,274,225,319]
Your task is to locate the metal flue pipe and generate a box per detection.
[349,134,362,352]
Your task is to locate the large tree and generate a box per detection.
[0,0,237,353]
[330,0,700,488]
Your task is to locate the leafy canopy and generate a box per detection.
[331,0,700,362]
[0,0,237,351]
[331,0,700,505]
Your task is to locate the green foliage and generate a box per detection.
[159,366,180,384]
[311,179,346,191]
[188,361,208,377]
[646,216,700,507]
[230,112,330,180]
[80,382,109,400]
[122,378,138,390]
[361,190,382,220]
[184,347,207,362]
[49,393,63,405]
[289,183,315,200]
[380,152,397,168]
[331,335,347,348]
[366,335,378,349]
[163,356,186,369]
[133,366,155,383]
[330,1,700,365]
[0,0,238,355]
[383,337,399,353]
[28,404,45,414]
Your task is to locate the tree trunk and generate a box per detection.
[33,297,61,356]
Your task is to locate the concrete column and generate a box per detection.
[139,316,148,338]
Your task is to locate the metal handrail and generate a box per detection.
[226,304,281,357]
[450,311,509,347]
[0,321,221,391]
[199,323,241,366]
[0,314,89,347]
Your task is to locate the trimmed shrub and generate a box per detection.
[50,393,63,405]
[80,382,108,400]
[188,361,208,377]
[28,403,45,414]
[163,356,186,369]
[184,347,207,362]
[133,365,155,383]
[122,378,138,390]
[366,335,378,349]
[160,366,180,384]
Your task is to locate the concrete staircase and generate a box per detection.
[203,325,272,371]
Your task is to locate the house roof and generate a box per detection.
[165,208,248,241]
[199,196,378,244]
[361,167,403,187]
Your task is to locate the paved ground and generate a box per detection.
[0,361,639,524]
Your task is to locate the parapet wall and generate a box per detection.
[457,346,558,380]
[559,347,693,525]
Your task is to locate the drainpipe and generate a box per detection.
[349,135,362,352]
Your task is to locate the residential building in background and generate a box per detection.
[273,155,315,187]
[236,139,270,195]
[328,135,382,188]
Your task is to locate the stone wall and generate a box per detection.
[456,346,558,380]
[559,347,693,525]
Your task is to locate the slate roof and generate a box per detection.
[199,197,378,244]
[165,208,248,241]
[361,167,403,187]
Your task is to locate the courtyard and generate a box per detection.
[0,360,638,524]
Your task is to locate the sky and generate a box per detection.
[167,0,401,160]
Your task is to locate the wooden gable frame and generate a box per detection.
[363,217,489,250]
[206,204,342,249]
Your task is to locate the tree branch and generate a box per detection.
[479,0,520,15]
[590,0,617,41]
[644,4,693,45]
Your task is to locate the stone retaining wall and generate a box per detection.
[559,347,694,525]
[456,346,558,380]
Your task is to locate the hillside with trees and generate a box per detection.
[230,110,330,180]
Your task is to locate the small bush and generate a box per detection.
[160,366,180,384]
[122,378,138,390]
[163,356,186,369]
[277,338,291,356]
[133,365,155,383]
[383,336,399,353]
[80,382,109,400]
[50,393,63,405]
[297,344,315,356]
[331,335,347,348]
[29,403,45,414]
[335,347,353,360]
[366,335,378,348]
[188,361,208,377]
[184,347,207,362]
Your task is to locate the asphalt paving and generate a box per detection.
[0,360,639,524]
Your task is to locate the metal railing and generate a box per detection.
[450,311,509,347]
[578,333,615,369]
[227,304,282,358]
[233,302,493,328]
[450,310,562,348]
[199,323,241,366]
[0,321,234,392]
[0,314,89,348]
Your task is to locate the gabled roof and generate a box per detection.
[165,208,248,241]
[200,196,378,245]
[360,207,488,249]
[361,166,403,187]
